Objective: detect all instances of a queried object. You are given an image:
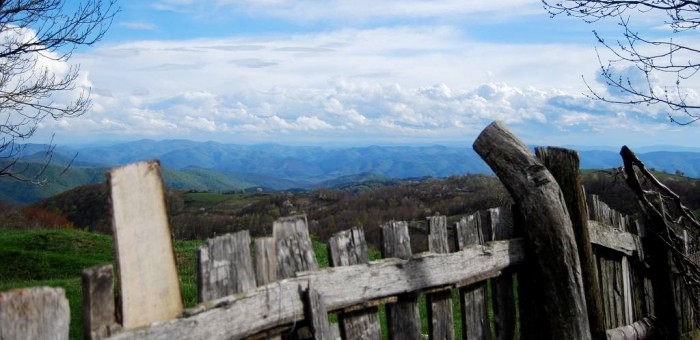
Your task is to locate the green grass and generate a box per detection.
[0,229,203,340]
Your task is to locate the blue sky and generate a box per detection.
[32,0,700,147]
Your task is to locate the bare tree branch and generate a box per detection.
[544,0,700,124]
[0,0,117,181]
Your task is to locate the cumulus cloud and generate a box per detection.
[47,24,696,146]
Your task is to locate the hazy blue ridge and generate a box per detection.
[1,140,698,205]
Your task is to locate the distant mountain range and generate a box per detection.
[2,139,699,204]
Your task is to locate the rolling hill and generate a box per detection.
[1,139,699,205]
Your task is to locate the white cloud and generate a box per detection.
[42,24,696,147]
[118,21,158,31]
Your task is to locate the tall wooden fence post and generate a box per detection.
[536,146,606,339]
[473,121,591,340]
[382,221,421,340]
[109,161,183,330]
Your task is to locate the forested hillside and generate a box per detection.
[4,170,697,251]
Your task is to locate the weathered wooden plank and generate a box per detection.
[455,213,491,340]
[254,237,277,286]
[536,146,606,340]
[612,256,624,328]
[304,286,332,340]
[109,161,183,329]
[588,220,638,256]
[621,257,633,325]
[329,227,370,267]
[328,227,381,340]
[273,215,317,339]
[473,121,590,340]
[0,287,70,340]
[382,221,421,340]
[107,238,525,340]
[487,207,517,340]
[197,230,256,302]
[252,237,281,340]
[83,264,120,340]
[605,316,659,340]
[274,215,318,279]
[426,215,454,340]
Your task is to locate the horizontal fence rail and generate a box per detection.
[109,239,525,339]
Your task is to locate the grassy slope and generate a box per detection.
[0,229,200,340]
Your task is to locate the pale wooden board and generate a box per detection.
[382,221,421,340]
[109,161,183,329]
[588,220,638,256]
[108,239,525,340]
[426,215,455,340]
[329,227,382,340]
[456,213,491,340]
[0,287,70,340]
[197,230,256,302]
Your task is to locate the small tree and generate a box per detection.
[544,0,700,125]
[0,0,117,181]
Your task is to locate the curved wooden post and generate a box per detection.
[473,121,590,340]
[536,146,606,340]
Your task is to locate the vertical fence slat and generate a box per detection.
[304,286,333,340]
[455,213,491,340]
[487,207,517,340]
[329,227,381,340]
[0,287,70,340]
[274,215,318,279]
[82,264,119,340]
[254,236,282,340]
[426,215,455,340]
[273,215,318,339]
[254,237,277,286]
[382,221,421,340]
[109,161,183,329]
[197,230,256,302]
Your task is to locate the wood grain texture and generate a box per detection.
[304,286,332,340]
[274,215,318,280]
[473,121,590,340]
[0,287,70,340]
[82,264,120,340]
[487,208,517,340]
[536,146,606,340]
[109,161,183,329]
[328,227,381,340]
[254,237,277,286]
[197,230,256,302]
[381,221,421,340]
[426,215,454,340]
[588,220,638,256]
[456,213,491,340]
[108,239,525,340]
[605,316,659,340]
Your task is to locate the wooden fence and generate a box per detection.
[1,121,698,339]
